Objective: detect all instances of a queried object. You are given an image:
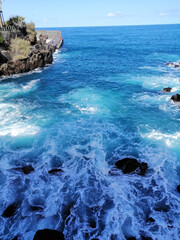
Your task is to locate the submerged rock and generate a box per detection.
[115,158,148,175]
[163,87,172,92]
[126,237,136,240]
[2,203,17,218]
[33,229,64,240]
[21,165,34,174]
[177,184,180,193]
[171,94,180,102]
[11,237,18,240]
[48,168,63,174]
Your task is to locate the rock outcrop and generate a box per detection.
[0,30,63,77]
[163,87,172,93]
[0,46,54,76]
[2,203,17,218]
[115,158,148,175]
[165,62,180,68]
[33,229,64,240]
[171,94,180,102]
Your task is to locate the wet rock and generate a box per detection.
[146,217,155,223]
[141,237,153,240]
[171,94,180,102]
[115,158,148,175]
[177,184,180,193]
[90,220,96,229]
[21,165,34,174]
[2,203,17,218]
[12,237,18,240]
[48,168,63,174]
[33,229,64,240]
[30,205,44,212]
[126,237,136,240]
[163,87,172,92]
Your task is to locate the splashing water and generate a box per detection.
[0,25,180,240]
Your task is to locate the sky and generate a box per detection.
[2,0,180,27]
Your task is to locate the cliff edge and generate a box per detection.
[0,29,63,77]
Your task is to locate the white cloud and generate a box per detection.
[107,11,124,18]
[159,13,168,17]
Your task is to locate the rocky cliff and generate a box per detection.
[0,30,63,77]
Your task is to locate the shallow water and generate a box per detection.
[0,25,180,240]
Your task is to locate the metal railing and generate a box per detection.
[0,26,16,32]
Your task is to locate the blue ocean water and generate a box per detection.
[0,25,180,240]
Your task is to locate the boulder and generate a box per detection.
[163,87,172,93]
[171,94,180,102]
[21,165,34,174]
[2,203,17,218]
[48,168,63,175]
[115,158,148,175]
[33,229,64,240]
[141,237,152,240]
[177,185,180,193]
[146,217,155,223]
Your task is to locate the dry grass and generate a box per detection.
[10,38,31,61]
[26,22,36,42]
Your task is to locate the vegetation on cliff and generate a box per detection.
[10,38,30,61]
[0,31,3,44]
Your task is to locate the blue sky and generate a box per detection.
[3,0,180,27]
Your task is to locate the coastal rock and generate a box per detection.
[30,205,44,212]
[20,165,34,174]
[146,217,155,223]
[141,237,152,240]
[126,237,136,240]
[2,203,17,218]
[115,158,148,175]
[12,237,18,240]
[48,168,63,174]
[177,185,180,193]
[0,48,54,77]
[171,94,180,102]
[163,87,172,92]
[33,229,64,240]
[165,62,180,68]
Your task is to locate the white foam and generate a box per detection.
[0,124,39,137]
[143,130,180,147]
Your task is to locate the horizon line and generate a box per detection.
[36,22,180,29]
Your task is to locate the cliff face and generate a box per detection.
[0,30,63,77]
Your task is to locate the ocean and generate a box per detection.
[0,25,180,240]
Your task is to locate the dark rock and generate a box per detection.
[177,184,180,193]
[2,203,17,218]
[163,87,172,93]
[175,65,179,68]
[141,237,153,240]
[115,158,148,175]
[126,238,136,240]
[12,237,18,240]
[30,205,44,212]
[21,165,34,174]
[146,217,155,223]
[48,168,63,174]
[90,220,96,229]
[33,229,64,240]
[171,94,180,102]
[139,162,148,176]
[91,238,99,240]
[0,51,8,65]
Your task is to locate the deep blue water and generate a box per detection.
[0,25,180,240]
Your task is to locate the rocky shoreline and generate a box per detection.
[0,30,63,77]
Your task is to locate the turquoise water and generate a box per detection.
[0,25,180,240]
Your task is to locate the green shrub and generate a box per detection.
[0,31,4,44]
[26,22,36,43]
[10,38,30,61]
[6,16,26,35]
